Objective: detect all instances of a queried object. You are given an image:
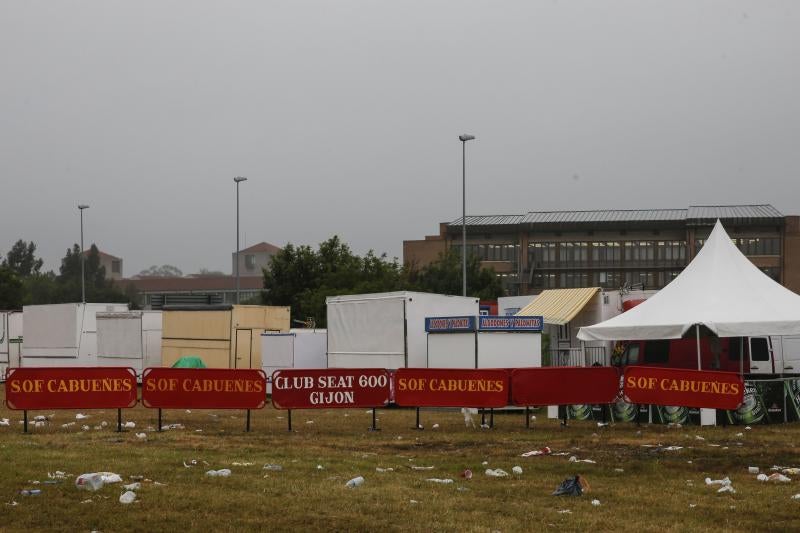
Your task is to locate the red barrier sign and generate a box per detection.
[394,368,510,408]
[5,367,137,410]
[271,369,391,409]
[511,367,621,406]
[142,368,267,409]
[623,366,744,410]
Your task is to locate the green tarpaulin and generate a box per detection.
[171,356,206,368]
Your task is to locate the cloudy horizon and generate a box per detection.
[2,1,798,276]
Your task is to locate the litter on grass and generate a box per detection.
[591,499,601,506]
[521,447,552,457]
[569,456,596,464]
[263,464,283,471]
[376,468,394,473]
[426,478,454,484]
[705,477,731,487]
[124,422,135,429]
[553,475,589,496]
[75,413,89,420]
[512,466,523,475]
[485,469,509,478]
[205,469,232,477]
[135,433,147,440]
[718,485,736,494]
[410,466,434,471]
[119,491,136,504]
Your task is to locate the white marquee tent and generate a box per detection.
[578,220,800,342]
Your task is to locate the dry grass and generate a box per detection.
[2,388,800,532]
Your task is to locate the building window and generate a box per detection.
[111,260,121,274]
[245,254,256,270]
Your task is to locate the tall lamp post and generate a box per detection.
[78,204,90,303]
[458,134,475,297]
[233,176,248,304]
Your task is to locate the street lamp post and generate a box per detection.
[78,204,90,303]
[458,134,475,297]
[233,176,248,304]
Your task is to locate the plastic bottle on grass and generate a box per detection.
[346,476,365,488]
[75,473,104,491]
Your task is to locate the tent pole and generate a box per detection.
[740,336,744,378]
[696,325,701,370]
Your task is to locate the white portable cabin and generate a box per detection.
[261,328,327,393]
[426,315,543,368]
[20,303,129,367]
[326,291,479,369]
[96,311,162,375]
[1,311,23,377]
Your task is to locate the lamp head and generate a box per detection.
[78,204,89,210]
[233,176,248,183]
[458,134,475,142]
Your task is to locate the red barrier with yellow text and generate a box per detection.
[141,368,267,409]
[271,369,391,409]
[394,368,509,408]
[511,367,620,406]
[5,367,137,410]
[623,366,743,410]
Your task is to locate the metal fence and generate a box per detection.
[544,346,607,367]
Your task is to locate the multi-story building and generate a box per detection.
[232,242,281,277]
[404,204,800,296]
[82,249,123,280]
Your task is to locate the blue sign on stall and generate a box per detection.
[478,315,543,331]
[425,316,477,332]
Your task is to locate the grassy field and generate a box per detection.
[2,391,800,532]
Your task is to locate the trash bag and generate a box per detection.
[552,475,588,496]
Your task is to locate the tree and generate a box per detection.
[0,266,24,309]
[262,237,406,326]
[407,249,504,300]
[2,240,44,277]
[56,244,128,303]
[137,265,183,278]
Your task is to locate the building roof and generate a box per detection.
[686,205,784,226]
[239,242,282,254]
[82,249,121,260]
[118,276,263,293]
[448,204,784,230]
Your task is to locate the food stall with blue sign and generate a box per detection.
[425,315,543,368]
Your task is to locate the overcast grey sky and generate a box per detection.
[1,1,798,276]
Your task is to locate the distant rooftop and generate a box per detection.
[448,204,784,229]
[238,242,282,254]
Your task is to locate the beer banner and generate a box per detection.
[5,367,137,410]
[624,366,743,410]
[271,369,391,409]
[511,367,621,406]
[394,368,509,408]
[142,368,267,409]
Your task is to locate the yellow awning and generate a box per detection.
[515,287,601,325]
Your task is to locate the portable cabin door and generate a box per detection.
[235,329,253,368]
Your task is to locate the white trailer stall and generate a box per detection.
[426,315,543,368]
[1,311,23,377]
[326,291,479,369]
[21,303,129,367]
[96,311,162,375]
[262,329,327,392]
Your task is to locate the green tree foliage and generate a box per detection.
[2,240,44,277]
[262,236,406,326]
[56,244,128,303]
[137,265,183,277]
[406,248,504,300]
[0,265,24,309]
[263,237,506,326]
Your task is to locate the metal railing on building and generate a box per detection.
[544,346,607,367]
